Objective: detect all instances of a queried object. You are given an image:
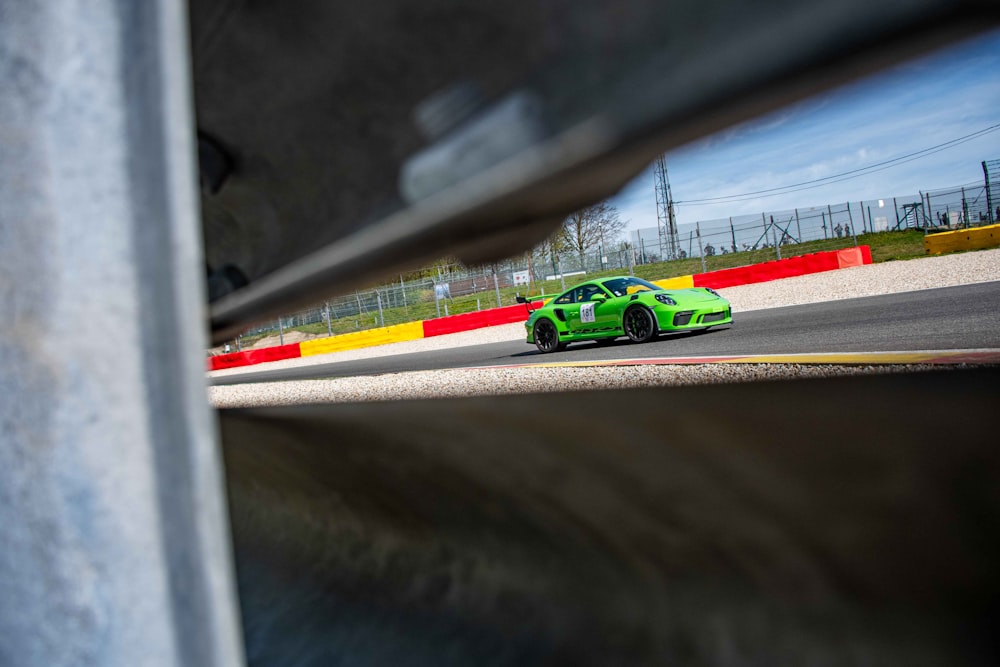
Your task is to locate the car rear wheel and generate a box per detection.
[533,318,563,353]
[623,306,657,343]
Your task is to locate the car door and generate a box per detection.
[581,284,620,335]
[547,288,578,336]
[571,284,618,336]
[560,286,586,335]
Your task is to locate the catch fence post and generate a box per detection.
[983,160,994,223]
[771,216,781,260]
[794,209,802,243]
[696,223,707,273]
[278,317,284,345]
[760,212,770,254]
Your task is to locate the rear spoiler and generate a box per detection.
[515,293,553,313]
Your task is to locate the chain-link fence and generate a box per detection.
[217,178,997,352]
[633,185,994,270]
[220,252,640,351]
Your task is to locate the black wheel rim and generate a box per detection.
[535,320,558,351]
[625,308,652,340]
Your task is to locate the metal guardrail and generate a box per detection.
[5,2,999,666]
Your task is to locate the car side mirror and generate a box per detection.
[591,294,607,302]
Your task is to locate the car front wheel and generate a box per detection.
[623,306,657,343]
[533,318,563,353]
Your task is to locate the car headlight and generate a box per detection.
[704,287,721,298]
[655,294,677,306]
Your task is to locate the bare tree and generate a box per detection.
[534,231,570,279]
[560,201,626,271]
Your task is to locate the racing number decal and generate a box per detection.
[580,302,596,323]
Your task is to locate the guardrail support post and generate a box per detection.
[0,1,246,666]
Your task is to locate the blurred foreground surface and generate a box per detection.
[222,368,999,666]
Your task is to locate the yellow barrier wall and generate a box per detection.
[300,321,424,357]
[924,223,1000,255]
[653,275,694,290]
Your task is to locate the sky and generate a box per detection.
[610,27,1000,234]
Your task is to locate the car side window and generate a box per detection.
[602,279,626,297]
[554,290,575,305]
[580,284,605,301]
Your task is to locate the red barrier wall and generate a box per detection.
[693,247,867,289]
[208,342,301,371]
[422,303,539,337]
[836,246,871,267]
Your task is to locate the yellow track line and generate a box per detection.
[474,349,1000,370]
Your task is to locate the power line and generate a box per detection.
[678,124,1000,203]
[688,137,990,206]
[675,124,1000,206]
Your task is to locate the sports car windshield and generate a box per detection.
[602,277,661,297]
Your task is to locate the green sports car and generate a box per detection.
[522,276,732,353]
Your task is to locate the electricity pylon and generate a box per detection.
[653,155,680,260]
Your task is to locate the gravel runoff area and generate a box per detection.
[209,248,1000,407]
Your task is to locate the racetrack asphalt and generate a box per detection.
[210,280,1000,385]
